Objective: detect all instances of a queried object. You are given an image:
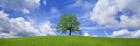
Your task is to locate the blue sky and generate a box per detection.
[0,0,140,38]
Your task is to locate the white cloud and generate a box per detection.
[0,11,56,38]
[119,15,140,29]
[10,17,40,36]
[90,0,118,25]
[83,32,90,36]
[39,22,56,36]
[0,33,16,38]
[0,0,40,14]
[90,0,140,38]
[112,29,140,38]
[83,32,97,37]
[90,0,140,29]
[47,31,56,36]
[22,8,30,14]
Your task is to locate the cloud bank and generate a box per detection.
[0,0,40,14]
[0,11,56,38]
[112,29,140,38]
[90,0,140,38]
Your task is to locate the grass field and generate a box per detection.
[0,36,140,46]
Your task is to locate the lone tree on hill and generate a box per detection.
[57,14,80,36]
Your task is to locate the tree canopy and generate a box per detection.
[57,14,80,35]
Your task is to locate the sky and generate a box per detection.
[0,0,140,38]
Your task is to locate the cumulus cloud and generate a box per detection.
[0,0,40,14]
[90,0,118,25]
[39,22,56,36]
[0,11,56,38]
[112,29,140,38]
[90,0,140,38]
[90,0,140,29]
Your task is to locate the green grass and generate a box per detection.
[0,36,140,46]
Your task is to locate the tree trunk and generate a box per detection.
[69,30,71,36]
[69,25,72,36]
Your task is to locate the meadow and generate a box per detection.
[0,36,140,46]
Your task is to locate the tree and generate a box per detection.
[57,14,80,36]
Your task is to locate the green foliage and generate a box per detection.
[0,36,140,46]
[57,14,80,35]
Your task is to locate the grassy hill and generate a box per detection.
[0,36,140,46]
